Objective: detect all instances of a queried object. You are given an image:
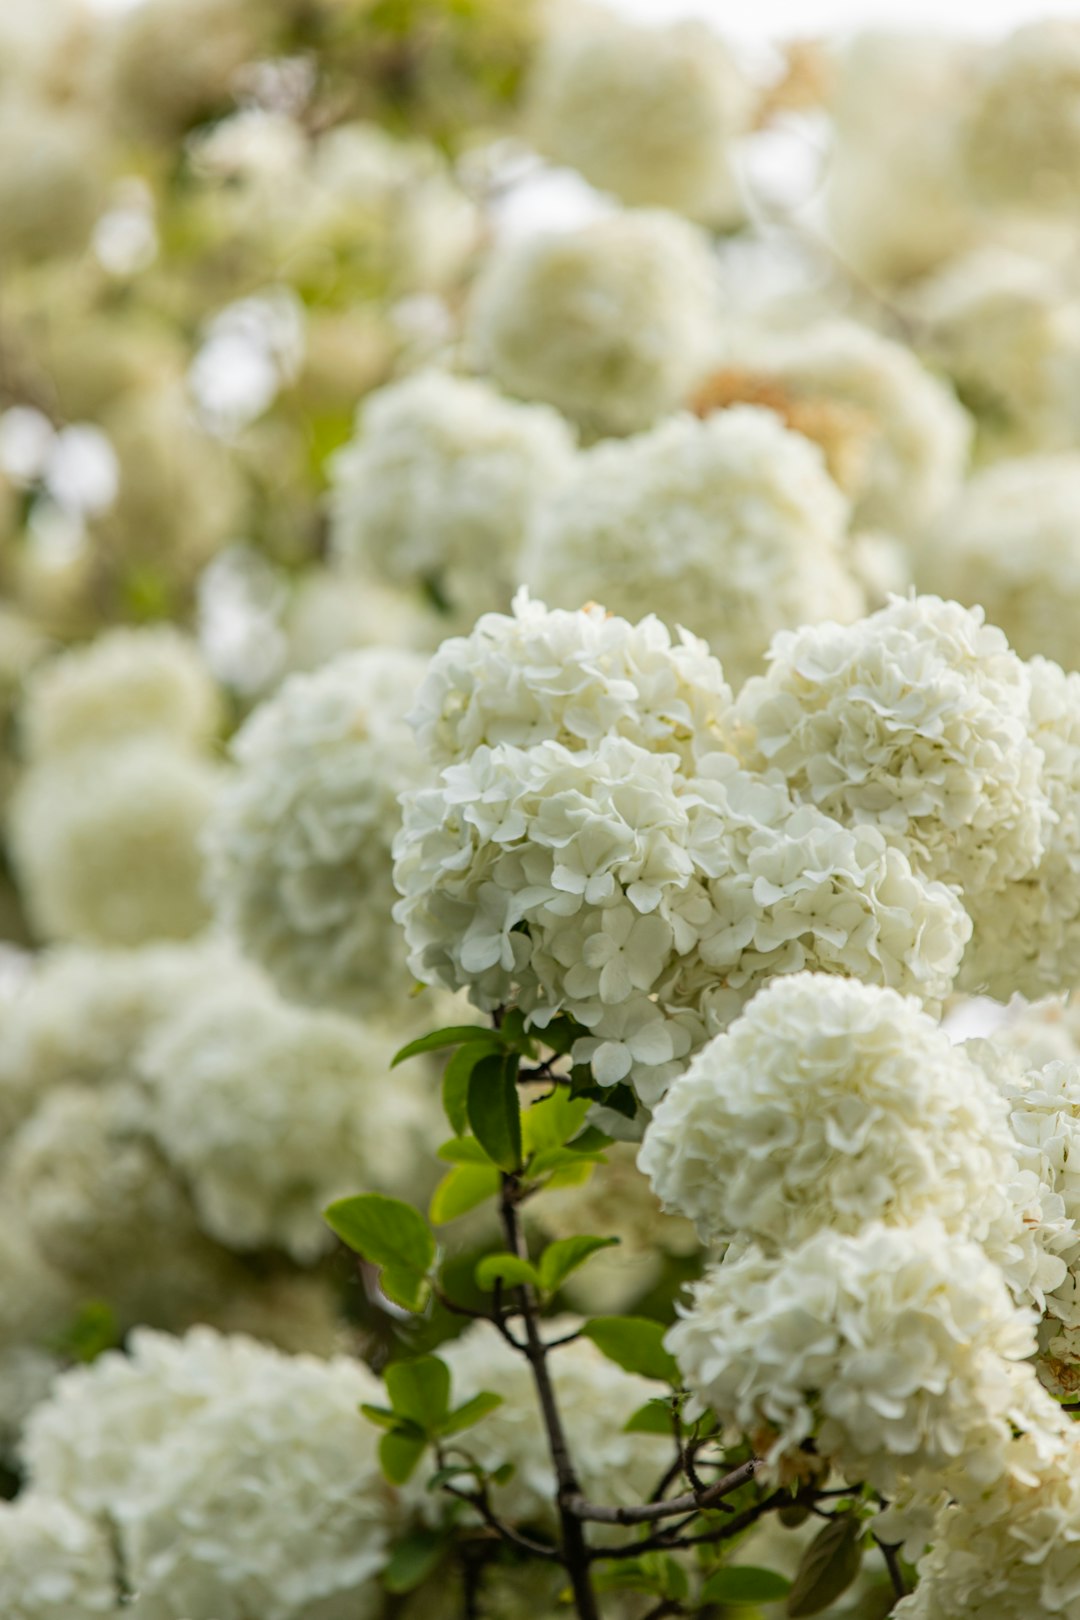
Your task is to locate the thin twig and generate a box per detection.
[431,1284,523,1352]
[569,1459,761,1525]
[874,1536,908,1601]
[440,1483,559,1561]
[589,1488,787,1561]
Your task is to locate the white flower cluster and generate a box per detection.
[961,20,1080,212]
[7,630,225,947]
[918,456,1080,670]
[438,1321,672,1530]
[667,1218,1040,1495]
[522,406,864,685]
[22,1327,399,1620]
[733,594,1049,899]
[329,369,574,624]
[468,210,718,436]
[18,626,221,760]
[397,597,985,1102]
[717,319,971,538]
[206,647,429,1016]
[138,975,437,1260]
[0,1494,117,1620]
[524,10,753,226]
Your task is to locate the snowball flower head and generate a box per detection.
[917,457,1080,671]
[439,1321,671,1529]
[525,10,752,225]
[670,1220,1041,1495]
[206,648,428,1016]
[640,974,1022,1254]
[714,319,971,538]
[20,626,221,762]
[0,1495,116,1620]
[23,1327,398,1620]
[733,594,1048,898]
[9,741,221,946]
[394,733,706,1101]
[469,209,718,436]
[139,976,435,1260]
[329,369,574,624]
[522,407,864,686]
[959,657,1080,1000]
[410,589,733,772]
[962,20,1080,212]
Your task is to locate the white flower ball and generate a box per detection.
[640,974,1023,1254]
[468,209,718,436]
[0,96,107,261]
[665,755,971,1026]
[328,370,574,624]
[525,10,752,225]
[717,319,971,538]
[732,595,1049,898]
[0,939,256,1141]
[393,733,705,1100]
[522,407,864,686]
[0,1495,116,1620]
[917,458,1080,671]
[206,648,428,1016]
[962,21,1080,212]
[23,1327,397,1620]
[438,1321,671,1529]
[410,589,733,772]
[20,626,221,763]
[959,657,1080,1000]
[139,977,436,1261]
[670,1220,1040,1495]
[8,741,221,946]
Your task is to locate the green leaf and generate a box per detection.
[527,1145,606,1178]
[522,1089,592,1153]
[581,1317,679,1383]
[380,1266,431,1314]
[474,1252,541,1291]
[703,1567,793,1604]
[786,1514,864,1617]
[359,1402,404,1432]
[567,1125,613,1154]
[426,1463,481,1492]
[439,1391,504,1437]
[437,1138,494,1165]
[324,1195,435,1274]
[383,1528,447,1594]
[538,1014,579,1055]
[379,1427,428,1484]
[538,1235,620,1294]
[623,1399,676,1436]
[392,1026,498,1068]
[441,1041,492,1134]
[385,1357,451,1432]
[467,1051,522,1171]
[429,1164,501,1224]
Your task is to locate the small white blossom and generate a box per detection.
[0,1495,116,1619]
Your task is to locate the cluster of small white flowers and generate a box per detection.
[961,20,1080,212]
[719,319,971,537]
[468,209,718,437]
[438,1321,672,1530]
[522,406,864,685]
[918,457,1080,670]
[732,594,1049,899]
[329,369,575,623]
[639,976,1025,1254]
[906,249,1080,454]
[206,648,428,1016]
[959,657,1080,999]
[22,1327,399,1620]
[0,1494,117,1620]
[8,740,222,946]
[138,976,438,1260]
[19,626,221,762]
[668,1218,1040,1495]
[524,10,753,226]
[410,588,733,772]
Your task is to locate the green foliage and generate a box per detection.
[596,1552,689,1601]
[323,1193,435,1312]
[466,1050,522,1170]
[392,1025,499,1067]
[623,1398,678,1436]
[786,1513,865,1617]
[364,1353,504,1486]
[50,1301,121,1364]
[537,1235,620,1294]
[581,1316,680,1384]
[382,1528,448,1594]
[703,1566,793,1604]
[474,1252,541,1291]
[429,1163,501,1223]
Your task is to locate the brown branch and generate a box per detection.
[589,1488,787,1561]
[441,1483,559,1561]
[569,1459,761,1526]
